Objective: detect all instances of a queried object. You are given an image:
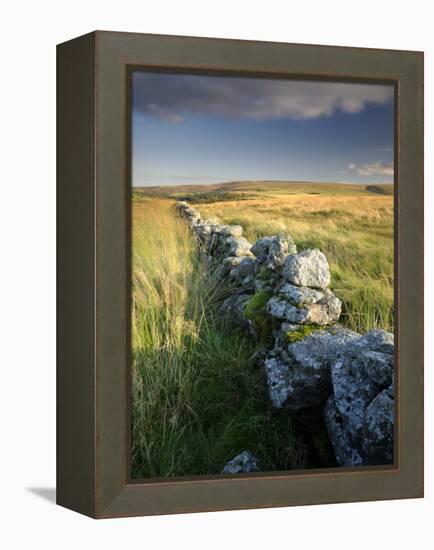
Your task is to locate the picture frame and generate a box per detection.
[57,30,424,518]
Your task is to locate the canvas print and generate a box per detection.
[130,71,395,479]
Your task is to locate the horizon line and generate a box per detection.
[133,178,394,189]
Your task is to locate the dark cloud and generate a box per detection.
[133,72,393,123]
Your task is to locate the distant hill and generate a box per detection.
[366,184,394,196]
[134,180,394,200]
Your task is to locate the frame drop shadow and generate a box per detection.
[27,487,56,504]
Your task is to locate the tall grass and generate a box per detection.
[131,198,331,478]
[199,194,394,333]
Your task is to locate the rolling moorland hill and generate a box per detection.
[133,180,394,201]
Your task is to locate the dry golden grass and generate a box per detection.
[197,193,394,333]
[131,197,324,478]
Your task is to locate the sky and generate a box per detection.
[132,71,394,187]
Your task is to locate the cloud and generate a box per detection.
[132,72,393,123]
[349,161,394,177]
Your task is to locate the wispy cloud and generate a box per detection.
[349,161,394,177]
[133,72,393,123]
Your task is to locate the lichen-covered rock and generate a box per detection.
[266,289,341,325]
[219,256,243,278]
[277,282,324,306]
[221,451,260,474]
[251,234,297,270]
[324,396,364,467]
[220,225,244,238]
[193,221,212,238]
[348,329,394,355]
[177,202,202,223]
[362,387,394,464]
[325,330,395,466]
[251,236,274,259]
[178,201,396,468]
[229,257,257,289]
[226,236,253,257]
[283,249,331,289]
[331,332,394,437]
[331,355,382,437]
[264,357,293,407]
[272,322,302,351]
[265,327,359,409]
[223,256,243,269]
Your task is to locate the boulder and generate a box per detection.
[251,234,297,270]
[277,282,324,306]
[264,357,294,408]
[226,236,253,257]
[265,327,359,409]
[325,330,395,466]
[230,256,257,279]
[221,451,260,474]
[266,289,341,325]
[229,257,257,289]
[324,396,364,467]
[283,249,331,289]
[362,387,394,465]
[220,225,244,238]
[330,332,394,438]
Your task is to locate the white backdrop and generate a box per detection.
[1,1,432,547]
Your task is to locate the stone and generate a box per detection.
[361,350,394,387]
[325,329,395,466]
[277,282,324,306]
[331,332,394,437]
[324,396,364,467]
[265,327,359,409]
[283,249,331,289]
[266,289,341,325]
[226,236,253,257]
[349,329,394,355]
[221,293,253,329]
[221,451,260,474]
[178,199,396,469]
[220,225,244,238]
[223,256,243,268]
[230,257,257,280]
[251,234,297,270]
[251,236,273,259]
[331,355,380,438]
[362,388,394,465]
[264,357,293,408]
[229,257,257,289]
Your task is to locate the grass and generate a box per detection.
[178,191,253,204]
[131,181,393,477]
[197,189,394,333]
[131,198,332,478]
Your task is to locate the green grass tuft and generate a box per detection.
[131,199,320,478]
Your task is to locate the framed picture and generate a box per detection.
[57,31,423,518]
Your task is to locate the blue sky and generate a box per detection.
[132,71,394,187]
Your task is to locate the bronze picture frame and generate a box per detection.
[57,30,424,518]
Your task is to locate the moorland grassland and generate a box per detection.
[131,182,394,478]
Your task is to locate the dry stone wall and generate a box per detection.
[176,201,395,470]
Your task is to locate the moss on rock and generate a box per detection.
[286,324,325,344]
[244,291,272,340]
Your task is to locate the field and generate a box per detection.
[135,181,394,333]
[131,181,394,478]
